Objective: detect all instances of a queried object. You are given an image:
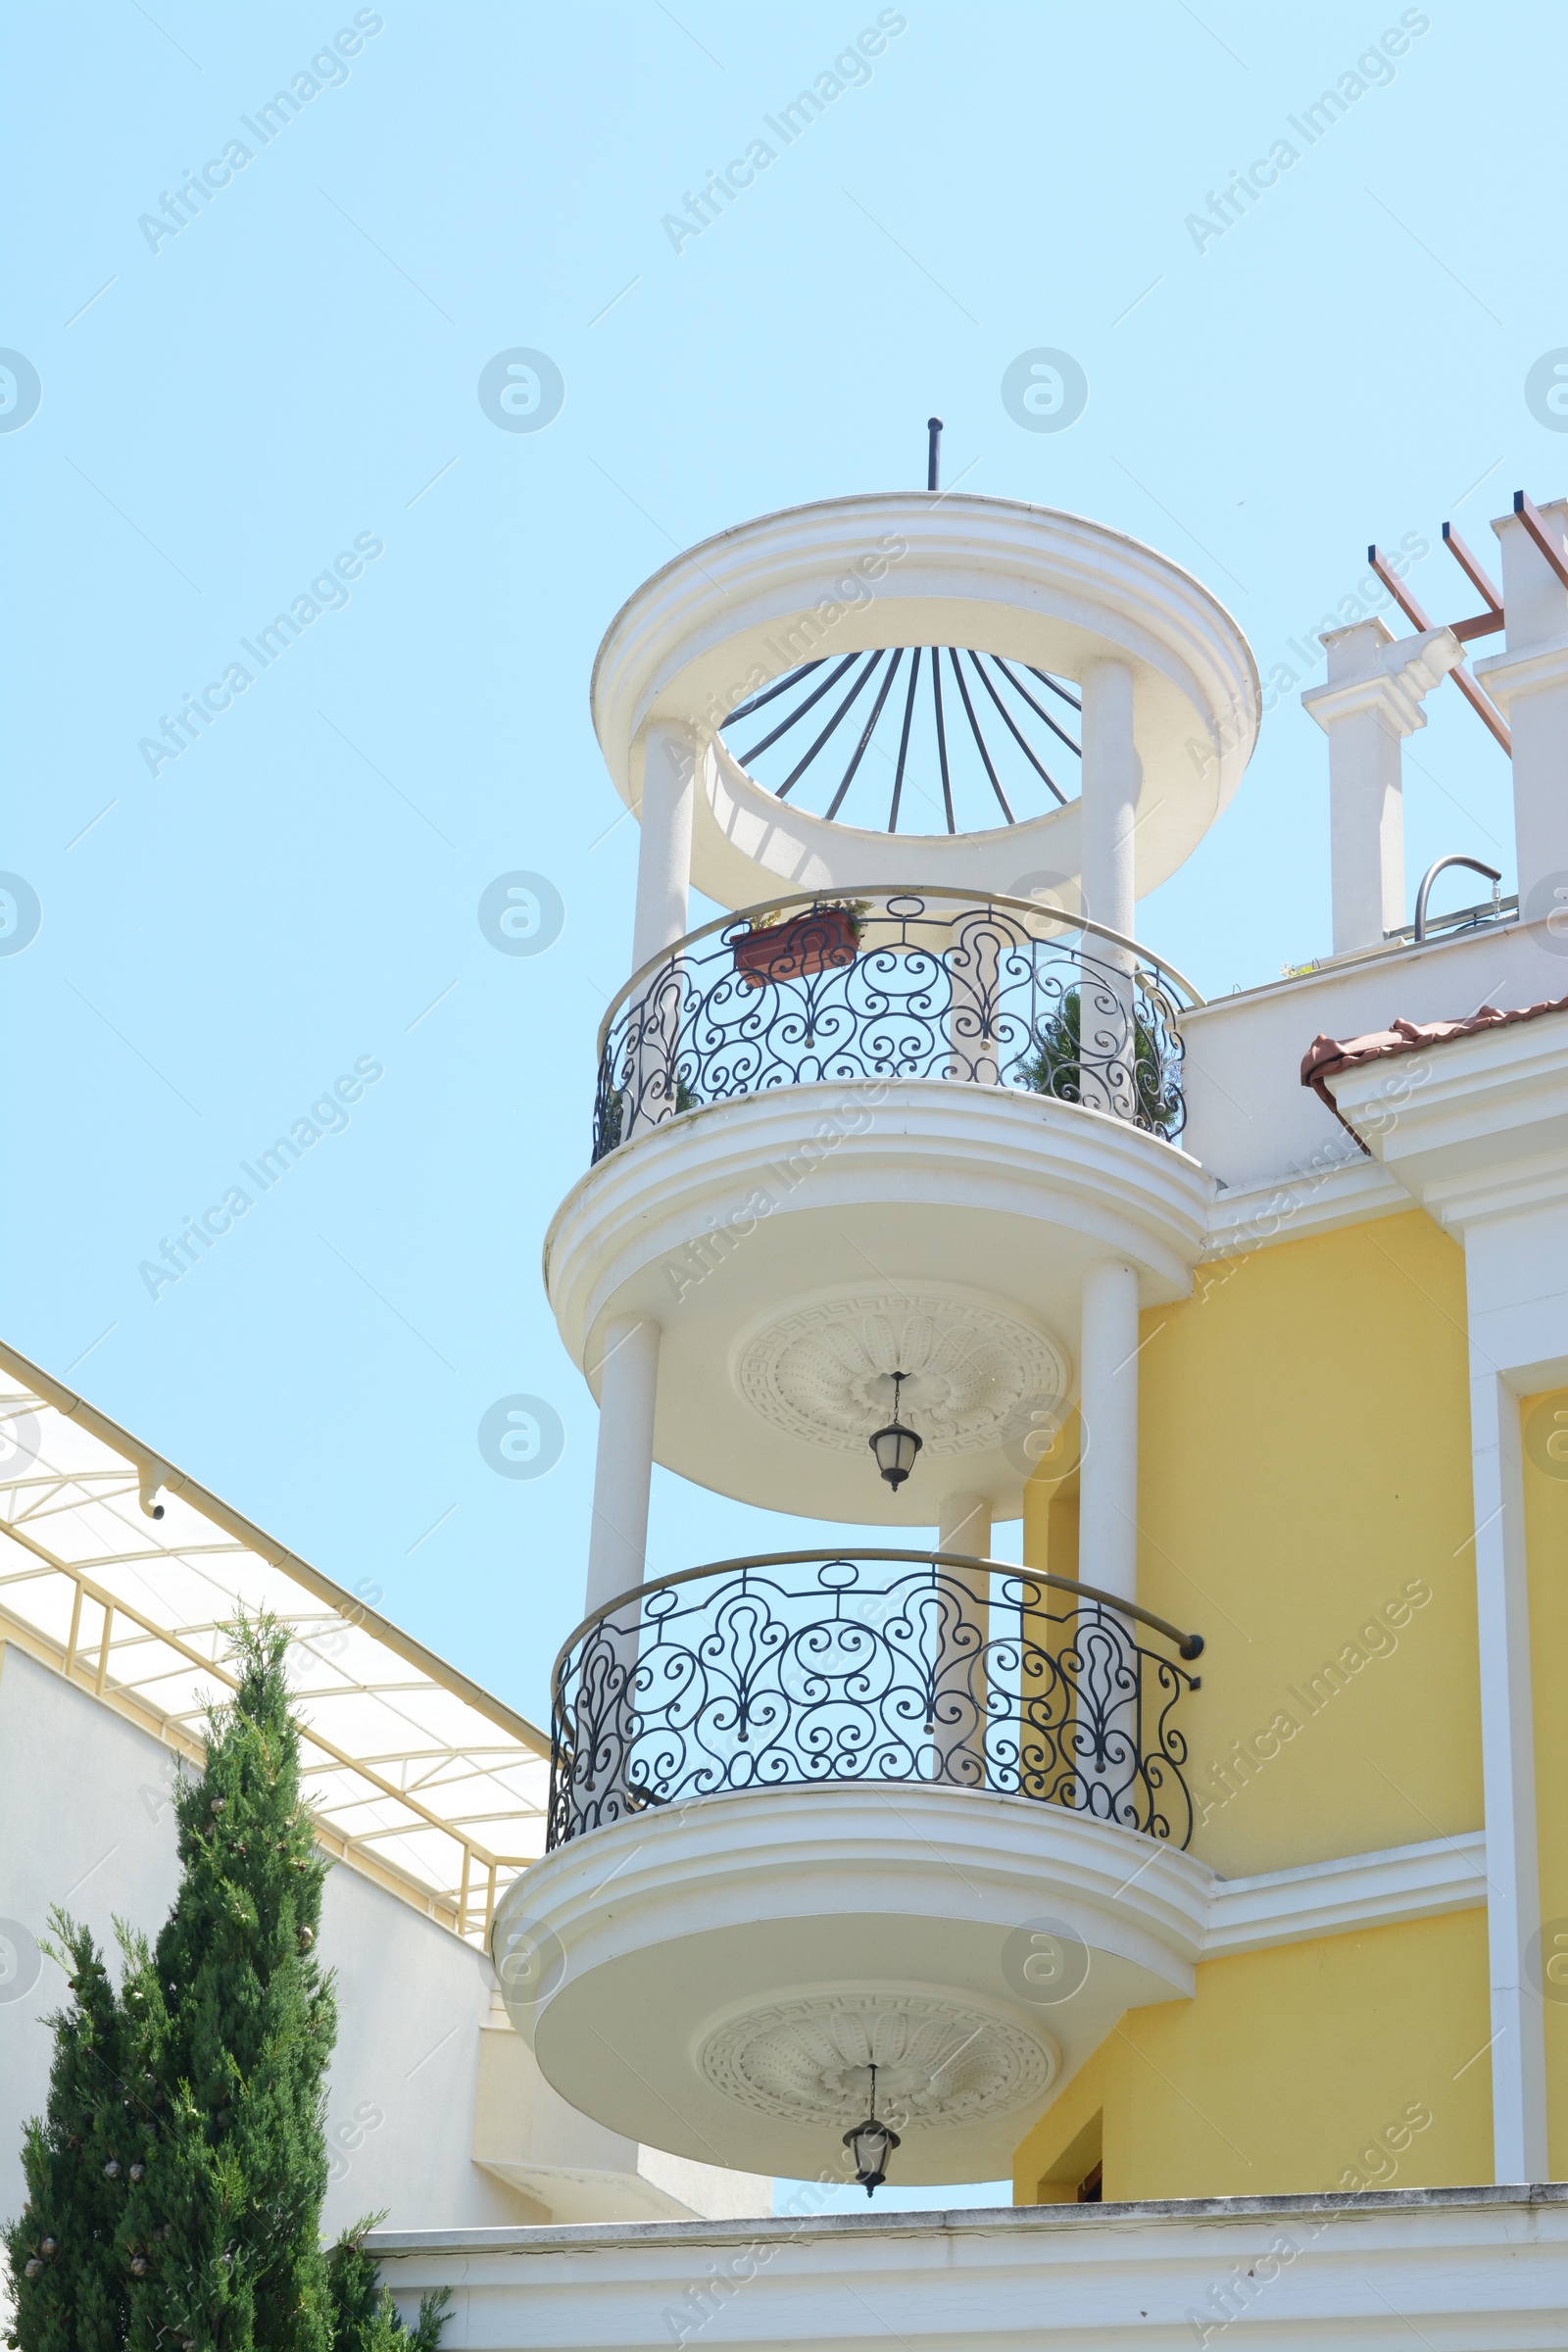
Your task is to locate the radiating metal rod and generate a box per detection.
[827,647,905,820]
[1026,664,1083,712]
[725,659,826,728]
[931,647,956,832]
[949,647,1014,823]
[993,656,1082,755]
[776,651,886,800]
[740,652,861,763]
[968,652,1066,804]
[889,647,923,832]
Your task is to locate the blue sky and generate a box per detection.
[1,0,1559,2206]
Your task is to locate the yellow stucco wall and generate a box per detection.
[1012,1210,1495,2201]
[1131,1209,1482,1878]
[1012,1912,1494,2202]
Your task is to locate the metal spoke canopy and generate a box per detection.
[720,648,1082,834]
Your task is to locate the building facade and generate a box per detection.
[6,470,1566,2347]
[472,475,1564,2339]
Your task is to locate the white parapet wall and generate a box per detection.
[0,1643,769,2237]
[367,2184,1568,2351]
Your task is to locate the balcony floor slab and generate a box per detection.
[494,1784,1209,2185]
[545,1081,1211,1522]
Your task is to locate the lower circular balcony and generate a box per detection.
[491,1552,1210,2186]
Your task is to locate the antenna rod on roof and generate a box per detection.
[927,416,943,493]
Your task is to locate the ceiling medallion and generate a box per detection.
[700,1990,1058,2132]
[735,1285,1069,1458]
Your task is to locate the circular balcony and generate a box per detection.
[492,1550,1209,2185]
[543,893,1211,1523]
[589,490,1258,906]
[590,888,1193,1160]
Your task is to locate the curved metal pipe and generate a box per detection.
[1413,854,1502,943]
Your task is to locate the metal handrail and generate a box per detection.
[551,1546,1205,1690]
[1412,855,1502,943]
[594,885,1205,1061]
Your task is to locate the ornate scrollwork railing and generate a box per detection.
[590,888,1200,1161]
[547,1550,1202,1852]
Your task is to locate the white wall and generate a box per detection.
[0,1644,767,2238]
[1181,913,1568,1193]
[365,2185,1568,2352]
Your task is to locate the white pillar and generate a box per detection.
[934,1491,992,1788]
[939,1491,991,1557]
[1466,1359,1548,2182]
[1078,658,1137,941]
[1077,661,1138,1116]
[624,720,697,1138]
[1301,620,1461,955]
[631,719,696,969]
[1077,1260,1140,1604]
[1476,498,1568,918]
[584,1316,661,1618]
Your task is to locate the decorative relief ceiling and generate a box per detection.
[700,1989,1058,2131]
[734,1286,1070,1458]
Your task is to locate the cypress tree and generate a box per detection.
[325,2221,451,2351]
[3,1915,149,2350]
[120,1615,335,2351]
[6,1615,447,2352]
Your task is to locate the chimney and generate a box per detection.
[1474,496,1568,924]
[1301,618,1461,954]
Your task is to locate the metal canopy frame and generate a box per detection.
[723,649,1082,834]
[0,1338,548,1945]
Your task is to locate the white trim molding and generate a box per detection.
[368,2185,1568,2351]
[1205,1833,1487,1957]
[1201,1155,1409,1261]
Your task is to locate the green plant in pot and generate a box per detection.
[1017,988,1179,1135]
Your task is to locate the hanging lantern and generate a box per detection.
[868,1372,922,1492]
[843,2064,901,2196]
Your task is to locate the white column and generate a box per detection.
[624,719,697,1138]
[939,1491,991,1558]
[1077,1260,1140,1604]
[1077,662,1138,1117]
[1078,659,1138,941]
[584,1315,661,1618]
[1476,498,1568,917]
[1467,1358,1548,2183]
[1301,620,1461,954]
[934,1491,991,1788]
[631,718,696,969]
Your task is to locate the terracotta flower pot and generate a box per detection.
[732,905,859,989]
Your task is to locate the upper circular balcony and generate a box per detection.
[590,491,1258,909]
[543,892,1211,1525]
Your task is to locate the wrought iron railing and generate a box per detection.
[547,1550,1202,1852]
[590,889,1200,1161]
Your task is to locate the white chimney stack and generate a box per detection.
[1475,495,1568,923]
[1301,617,1461,955]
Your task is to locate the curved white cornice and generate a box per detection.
[590,493,1258,907]
[494,1784,1208,2183]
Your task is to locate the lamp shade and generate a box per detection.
[868,1418,922,1490]
[843,2114,901,2194]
